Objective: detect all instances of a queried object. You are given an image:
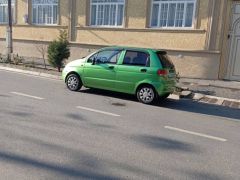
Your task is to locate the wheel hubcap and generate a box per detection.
[67,76,78,90]
[139,87,154,103]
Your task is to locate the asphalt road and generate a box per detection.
[0,70,240,180]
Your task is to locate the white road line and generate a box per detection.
[11,92,44,100]
[164,126,227,142]
[76,106,120,117]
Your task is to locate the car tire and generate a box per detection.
[66,74,82,91]
[137,85,157,104]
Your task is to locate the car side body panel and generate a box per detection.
[62,46,177,97]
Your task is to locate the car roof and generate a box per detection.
[100,46,166,53]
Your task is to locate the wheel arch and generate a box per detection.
[135,83,157,95]
[65,71,81,83]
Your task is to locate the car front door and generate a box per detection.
[82,50,122,91]
[116,50,150,94]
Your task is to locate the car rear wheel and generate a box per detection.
[66,74,82,91]
[137,85,156,104]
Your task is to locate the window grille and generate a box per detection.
[32,0,58,25]
[90,0,125,27]
[151,0,196,28]
[0,0,15,24]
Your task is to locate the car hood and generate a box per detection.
[67,59,85,67]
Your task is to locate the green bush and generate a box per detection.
[48,30,70,72]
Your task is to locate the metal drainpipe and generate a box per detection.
[7,0,13,59]
[205,0,216,50]
[68,0,76,42]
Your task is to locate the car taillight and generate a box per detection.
[157,69,168,76]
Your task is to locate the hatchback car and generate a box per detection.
[62,46,177,104]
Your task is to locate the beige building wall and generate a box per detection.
[75,28,206,50]
[169,51,220,79]
[75,0,211,51]
[126,0,148,28]
[0,0,232,80]
[0,0,69,41]
[16,0,28,25]
[76,0,87,27]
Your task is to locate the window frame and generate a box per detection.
[0,0,16,24]
[31,0,59,25]
[149,0,197,29]
[89,0,125,28]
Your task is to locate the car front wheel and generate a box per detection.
[66,74,82,91]
[137,86,157,104]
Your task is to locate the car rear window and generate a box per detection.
[157,52,174,69]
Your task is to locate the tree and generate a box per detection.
[35,43,48,69]
[48,30,70,72]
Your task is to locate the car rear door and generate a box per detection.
[115,50,151,94]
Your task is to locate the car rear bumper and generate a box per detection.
[153,80,176,96]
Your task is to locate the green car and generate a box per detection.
[62,46,177,104]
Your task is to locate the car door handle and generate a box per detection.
[140,69,147,73]
[108,66,115,69]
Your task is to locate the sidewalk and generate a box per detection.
[180,78,240,90]
[177,78,240,109]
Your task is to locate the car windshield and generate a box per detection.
[157,52,174,69]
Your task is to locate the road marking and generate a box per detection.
[11,92,44,100]
[76,106,120,117]
[164,126,227,142]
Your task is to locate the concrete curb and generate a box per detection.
[169,92,240,109]
[182,91,240,109]
[0,66,61,80]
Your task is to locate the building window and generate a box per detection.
[90,0,125,27]
[32,0,58,25]
[0,0,15,24]
[150,0,196,28]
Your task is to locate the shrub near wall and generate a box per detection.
[48,30,70,72]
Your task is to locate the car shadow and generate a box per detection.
[0,132,166,179]
[159,99,240,120]
[80,88,137,102]
[0,150,119,180]
[191,90,216,96]
[132,135,198,153]
[174,169,225,180]
[79,88,240,120]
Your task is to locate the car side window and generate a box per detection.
[88,50,121,64]
[123,51,150,67]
